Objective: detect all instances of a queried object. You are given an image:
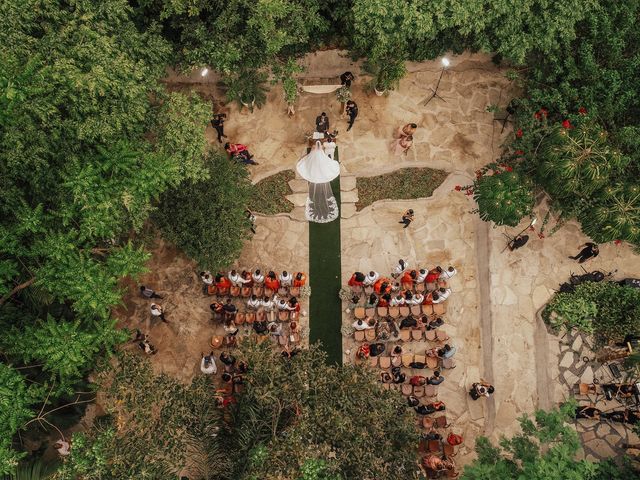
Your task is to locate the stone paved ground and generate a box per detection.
[117,50,640,468]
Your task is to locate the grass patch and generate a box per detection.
[248,169,295,215]
[355,167,448,211]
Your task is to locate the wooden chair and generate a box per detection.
[379,356,392,369]
[206,285,217,296]
[422,304,434,315]
[290,311,299,321]
[416,282,425,292]
[401,282,414,291]
[399,329,411,342]
[354,330,365,342]
[388,306,400,318]
[351,285,363,294]
[354,307,366,319]
[364,286,374,294]
[290,286,300,297]
[414,354,427,365]
[382,383,391,390]
[413,385,425,397]
[425,330,437,341]
[245,312,256,324]
[210,335,224,349]
[433,303,446,316]
[411,305,422,316]
[290,332,301,344]
[256,309,266,321]
[365,329,377,342]
[443,444,457,457]
[278,310,290,321]
[218,287,230,297]
[252,286,264,297]
[369,356,378,367]
[442,358,456,369]
[278,335,288,346]
[391,356,403,367]
[428,440,442,453]
[411,329,423,341]
[426,282,436,291]
[425,385,438,397]
[399,306,411,317]
[446,469,459,478]
[377,306,388,317]
[402,354,414,368]
[435,330,449,342]
[278,287,289,296]
[234,312,245,325]
[434,416,449,429]
[264,287,274,297]
[241,286,252,297]
[365,307,376,317]
[422,417,434,430]
[402,384,413,396]
[230,286,241,297]
[426,356,439,370]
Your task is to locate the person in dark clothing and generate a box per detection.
[316,112,329,133]
[211,114,227,143]
[220,351,236,367]
[426,317,444,330]
[346,101,358,131]
[399,209,414,228]
[369,343,386,357]
[407,395,420,407]
[253,320,268,334]
[400,315,417,329]
[574,405,601,420]
[415,401,445,415]
[508,235,529,251]
[602,409,640,424]
[427,371,445,385]
[340,71,355,87]
[391,366,406,383]
[409,361,427,369]
[140,285,163,299]
[569,242,599,263]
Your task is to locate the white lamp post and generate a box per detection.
[422,57,450,106]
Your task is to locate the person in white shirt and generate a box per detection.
[200,352,217,374]
[247,295,261,310]
[200,271,213,285]
[392,259,409,278]
[410,293,424,305]
[437,287,452,301]
[440,266,457,280]
[323,135,337,159]
[390,295,405,307]
[415,268,427,283]
[228,269,250,287]
[252,269,265,284]
[352,319,369,331]
[279,271,293,287]
[150,303,167,322]
[431,292,445,304]
[261,296,275,310]
[268,322,283,336]
[363,271,380,286]
[276,298,289,310]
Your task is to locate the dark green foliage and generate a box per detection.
[543,282,640,343]
[154,150,254,271]
[247,170,295,215]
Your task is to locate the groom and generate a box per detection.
[315,112,329,133]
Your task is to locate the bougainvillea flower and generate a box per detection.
[578,107,587,115]
[454,185,462,191]
[562,120,572,129]
[614,239,622,245]
[516,128,523,137]
[466,190,473,196]
[505,166,513,172]
[538,233,545,239]
[540,108,548,117]
[515,150,524,155]
[534,111,542,120]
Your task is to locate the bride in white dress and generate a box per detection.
[296,141,340,223]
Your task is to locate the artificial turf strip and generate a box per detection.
[308,147,342,365]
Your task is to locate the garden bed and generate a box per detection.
[248,169,295,215]
[355,167,448,211]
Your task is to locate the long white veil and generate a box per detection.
[296,141,340,223]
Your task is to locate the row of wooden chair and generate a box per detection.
[355,328,449,343]
[354,303,447,319]
[207,285,301,298]
[421,415,449,430]
[369,354,456,371]
[229,310,299,324]
[420,439,457,459]
[383,383,440,397]
[351,279,448,296]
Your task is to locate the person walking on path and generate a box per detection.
[140,285,163,299]
[211,113,227,143]
[391,135,413,156]
[399,209,414,228]
[508,235,529,251]
[569,242,599,263]
[397,123,417,139]
[346,101,358,131]
[150,303,167,323]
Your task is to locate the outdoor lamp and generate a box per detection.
[201,68,209,77]
[441,57,450,67]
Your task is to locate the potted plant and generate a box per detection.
[336,85,351,114]
[224,70,268,113]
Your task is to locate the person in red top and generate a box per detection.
[264,271,280,291]
[373,278,392,294]
[377,293,391,307]
[293,272,307,287]
[215,273,232,289]
[425,267,442,283]
[409,375,427,386]
[348,272,366,287]
[401,269,417,287]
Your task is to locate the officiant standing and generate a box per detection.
[316,112,329,133]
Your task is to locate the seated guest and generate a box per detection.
[210,301,224,315]
[392,259,409,279]
[410,375,427,386]
[415,401,446,415]
[261,295,275,310]
[378,293,391,307]
[437,344,457,359]
[575,405,602,420]
[426,317,444,330]
[373,278,393,294]
[391,345,403,357]
[222,299,237,318]
[276,297,289,310]
[440,266,457,280]
[410,292,424,305]
[286,297,301,312]
[400,315,418,329]
[415,268,428,283]
[430,292,444,304]
[252,269,265,284]
[247,295,261,310]
[237,361,249,374]
[409,360,428,369]
[348,272,366,287]
[268,322,283,336]
[241,270,253,287]
[390,295,406,307]
[352,319,369,331]
[407,395,420,407]
[421,454,455,473]
[380,372,392,383]
[404,290,413,303]
[401,269,418,287]
[392,368,406,384]
[225,142,249,156]
[279,271,293,287]
[253,320,269,335]
[264,271,280,291]
[469,381,494,400]
[366,293,379,308]
[426,267,442,283]
[200,271,213,286]
[215,273,232,289]
[376,320,391,340]
[427,371,445,385]
[415,315,428,330]
[363,270,380,286]
[365,318,377,329]
[369,342,386,357]
[200,352,217,374]
[223,319,239,336]
[293,272,307,287]
[220,351,236,367]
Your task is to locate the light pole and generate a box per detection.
[422,57,450,106]
[502,217,537,252]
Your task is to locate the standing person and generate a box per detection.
[315,112,329,133]
[399,209,414,228]
[397,123,417,139]
[139,285,163,299]
[569,242,599,263]
[392,259,409,279]
[346,100,358,131]
[246,209,256,234]
[340,71,355,87]
[150,303,167,323]
[211,113,227,143]
[323,134,337,159]
[469,381,494,400]
[392,135,413,156]
[200,352,217,374]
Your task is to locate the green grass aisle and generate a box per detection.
[308,147,342,364]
